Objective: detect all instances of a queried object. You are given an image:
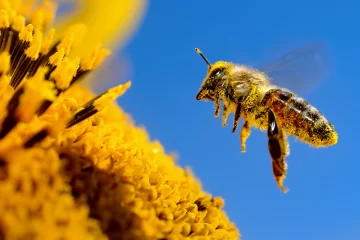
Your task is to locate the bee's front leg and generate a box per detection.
[267,110,289,193]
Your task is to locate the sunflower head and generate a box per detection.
[0,1,240,239]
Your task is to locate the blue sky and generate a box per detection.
[115,1,357,239]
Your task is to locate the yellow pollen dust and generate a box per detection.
[48,47,64,66]
[93,81,132,111]
[51,57,80,90]
[16,68,56,122]
[40,28,55,54]
[6,0,37,16]
[0,75,10,93]
[12,15,25,32]
[81,45,111,71]
[56,24,87,56]
[61,23,87,49]
[29,0,57,31]
[29,67,57,101]
[25,31,42,59]
[93,48,111,69]
[56,33,74,56]
[0,9,9,28]
[0,51,10,74]
[6,8,15,24]
[19,24,34,42]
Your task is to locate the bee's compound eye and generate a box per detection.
[215,71,223,78]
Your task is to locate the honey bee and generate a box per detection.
[194,45,338,193]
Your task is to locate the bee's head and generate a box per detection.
[195,48,231,101]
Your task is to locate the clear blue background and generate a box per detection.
[117,1,357,239]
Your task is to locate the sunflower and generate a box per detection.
[0,0,240,239]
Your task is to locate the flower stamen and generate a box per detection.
[0,5,128,146]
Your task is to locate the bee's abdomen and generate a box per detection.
[263,89,338,147]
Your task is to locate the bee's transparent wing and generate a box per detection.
[260,42,332,96]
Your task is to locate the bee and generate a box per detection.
[194,46,338,193]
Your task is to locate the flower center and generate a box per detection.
[0,1,130,150]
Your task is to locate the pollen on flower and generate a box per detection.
[0,0,127,148]
[11,15,25,32]
[0,0,240,240]
[19,24,34,42]
[51,57,80,90]
[0,9,9,28]
[29,0,57,30]
[56,33,74,56]
[81,45,111,71]
[93,81,131,111]
[49,47,64,66]
[60,23,87,50]
[40,28,55,54]
[0,52,10,74]
[15,68,57,122]
[25,30,42,59]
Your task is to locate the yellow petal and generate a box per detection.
[54,0,148,58]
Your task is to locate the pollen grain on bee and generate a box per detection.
[194,47,338,192]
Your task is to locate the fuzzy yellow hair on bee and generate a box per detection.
[195,47,338,193]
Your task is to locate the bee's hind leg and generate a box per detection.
[240,121,251,153]
[267,110,289,193]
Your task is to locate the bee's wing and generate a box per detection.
[260,42,332,96]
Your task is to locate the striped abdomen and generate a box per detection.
[263,89,338,147]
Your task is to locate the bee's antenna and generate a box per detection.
[195,48,211,67]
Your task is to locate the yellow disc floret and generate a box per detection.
[0,1,240,239]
